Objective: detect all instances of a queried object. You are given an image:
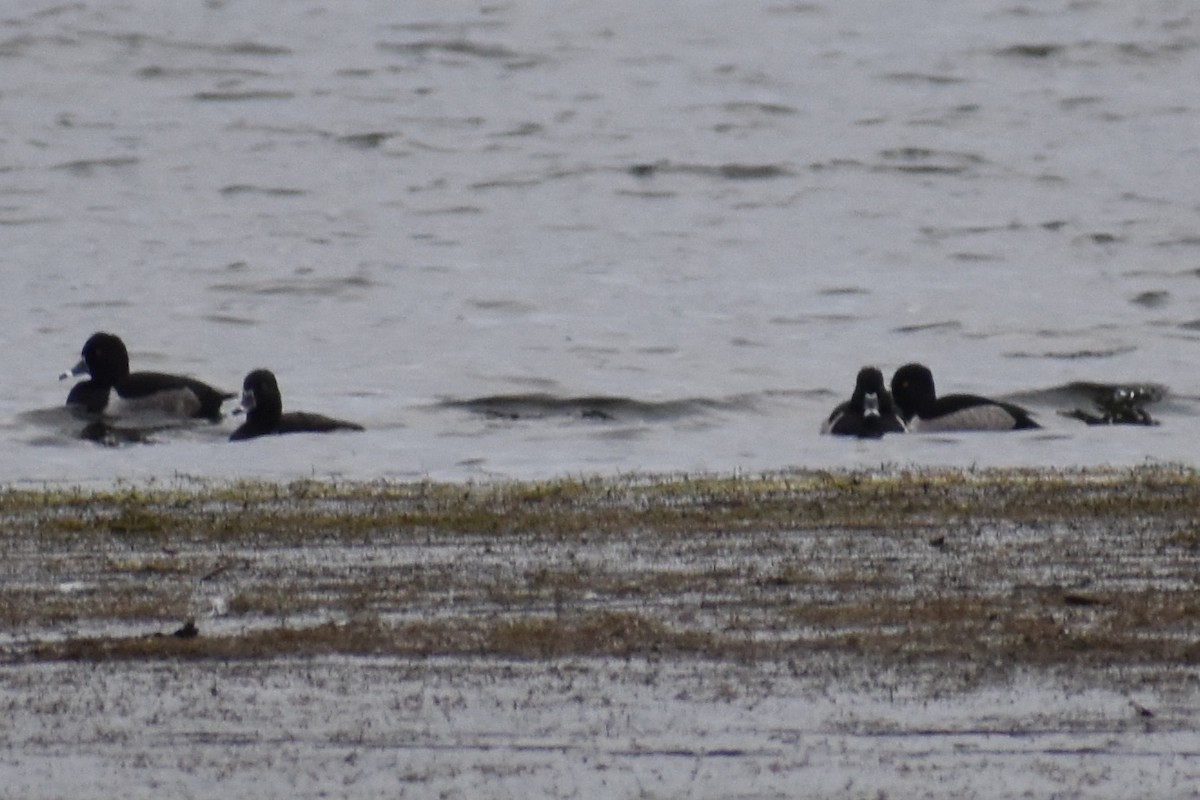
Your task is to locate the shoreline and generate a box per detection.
[3,464,1198,678]
[5,465,1200,797]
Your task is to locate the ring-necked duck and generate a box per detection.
[822,366,907,438]
[61,332,233,422]
[890,363,1039,432]
[230,369,364,441]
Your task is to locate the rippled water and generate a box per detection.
[5,0,1200,484]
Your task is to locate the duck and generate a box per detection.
[230,369,364,441]
[890,363,1039,432]
[822,366,907,438]
[61,332,233,422]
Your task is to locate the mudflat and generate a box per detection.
[2,467,1198,797]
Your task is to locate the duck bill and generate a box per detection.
[239,389,256,414]
[863,392,881,419]
[59,358,88,381]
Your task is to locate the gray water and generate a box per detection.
[5,0,1200,484]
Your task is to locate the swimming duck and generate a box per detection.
[61,332,233,422]
[890,363,1039,432]
[822,366,907,438]
[230,369,364,441]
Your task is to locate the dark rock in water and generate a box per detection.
[173,620,199,639]
[1060,382,1162,426]
[151,619,199,639]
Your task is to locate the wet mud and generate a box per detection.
[2,467,1199,796]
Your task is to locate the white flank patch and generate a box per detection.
[909,405,1020,432]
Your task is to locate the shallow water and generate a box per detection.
[5,658,1196,800]
[5,0,1200,483]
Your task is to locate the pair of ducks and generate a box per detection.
[823,364,1039,438]
[62,333,363,441]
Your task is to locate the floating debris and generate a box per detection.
[1060,382,1164,426]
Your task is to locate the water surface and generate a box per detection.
[5,0,1200,483]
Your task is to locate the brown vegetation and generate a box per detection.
[3,466,1199,678]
